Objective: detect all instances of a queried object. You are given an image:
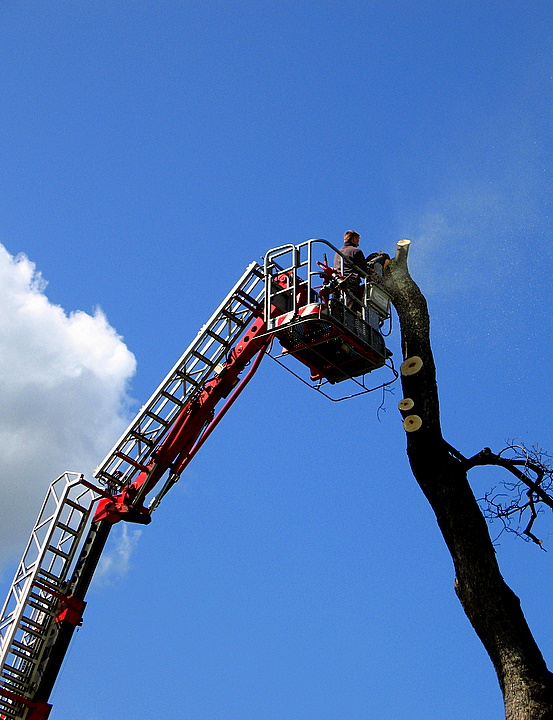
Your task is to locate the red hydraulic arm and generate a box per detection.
[94,316,271,523]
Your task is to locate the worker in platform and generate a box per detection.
[334,230,366,309]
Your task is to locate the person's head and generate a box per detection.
[344,230,360,246]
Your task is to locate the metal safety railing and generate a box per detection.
[264,238,390,332]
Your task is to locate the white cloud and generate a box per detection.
[0,244,136,575]
[93,524,143,587]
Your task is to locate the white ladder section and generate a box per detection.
[93,261,266,493]
[0,473,102,719]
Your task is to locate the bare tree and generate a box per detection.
[382,240,553,720]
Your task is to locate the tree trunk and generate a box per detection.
[382,240,553,720]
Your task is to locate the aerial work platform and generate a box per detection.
[264,239,392,389]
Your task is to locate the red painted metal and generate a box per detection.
[55,596,87,626]
[93,496,151,525]
[172,337,269,477]
[0,688,51,719]
[24,703,52,720]
[31,581,87,626]
[93,319,271,525]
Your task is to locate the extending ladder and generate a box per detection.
[0,261,267,718]
[0,473,102,719]
[93,261,266,494]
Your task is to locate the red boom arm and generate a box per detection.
[94,318,271,524]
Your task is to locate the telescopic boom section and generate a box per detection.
[93,318,271,525]
[0,239,394,720]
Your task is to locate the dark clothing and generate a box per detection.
[334,241,366,278]
[334,241,366,310]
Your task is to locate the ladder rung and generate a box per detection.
[55,521,80,537]
[0,709,22,720]
[205,329,230,346]
[16,625,42,639]
[130,430,154,446]
[0,700,22,708]
[8,647,37,663]
[174,370,200,387]
[1,665,28,679]
[27,599,56,615]
[11,640,38,653]
[20,616,46,631]
[14,624,44,640]
[0,700,25,716]
[46,545,70,560]
[36,571,62,589]
[220,308,246,326]
[0,700,22,720]
[0,683,29,700]
[96,470,125,486]
[114,452,150,473]
[190,350,215,367]
[0,700,26,714]
[143,410,170,426]
[251,266,264,279]
[160,391,184,406]
[0,674,27,691]
[30,590,55,604]
[233,290,260,312]
[63,498,88,513]
[0,709,23,720]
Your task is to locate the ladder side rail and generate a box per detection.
[114,262,265,458]
[105,260,262,455]
[28,298,268,708]
[37,483,96,595]
[0,475,97,663]
[128,318,273,511]
[29,519,112,709]
[25,269,270,711]
[142,262,264,398]
[0,475,100,704]
[0,689,27,720]
[104,265,264,456]
[94,262,266,490]
[1,528,96,707]
[0,473,77,650]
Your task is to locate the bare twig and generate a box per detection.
[466,444,553,546]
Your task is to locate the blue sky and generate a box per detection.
[0,2,551,719]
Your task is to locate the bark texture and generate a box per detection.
[382,240,553,720]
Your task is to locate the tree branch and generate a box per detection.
[466,448,553,512]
